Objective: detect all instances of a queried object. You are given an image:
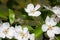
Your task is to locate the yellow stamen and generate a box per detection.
[3,28,9,35]
[48,25,53,30]
[31,9,35,13]
[21,32,26,39]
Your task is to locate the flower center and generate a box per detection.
[48,25,53,30]
[3,28,9,35]
[31,9,35,13]
[21,32,26,39]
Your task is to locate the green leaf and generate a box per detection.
[34,26,43,38]
[9,9,15,24]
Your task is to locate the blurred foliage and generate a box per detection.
[56,22,60,27]
[56,36,60,40]
[0,0,60,40]
[34,26,42,38]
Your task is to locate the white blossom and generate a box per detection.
[6,27,15,39]
[0,23,35,40]
[25,3,41,17]
[0,22,15,39]
[42,16,60,38]
[44,5,60,18]
[14,25,30,40]
[51,6,60,18]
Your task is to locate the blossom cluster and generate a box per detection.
[0,22,34,40]
[0,3,60,40]
[25,3,60,40]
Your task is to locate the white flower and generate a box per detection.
[6,27,15,39]
[44,5,60,18]
[14,25,29,40]
[25,3,41,17]
[51,6,60,18]
[42,16,60,38]
[0,22,15,39]
[29,33,35,40]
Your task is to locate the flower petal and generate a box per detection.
[23,27,28,33]
[6,27,15,39]
[50,18,57,26]
[0,32,5,38]
[15,25,22,33]
[47,30,55,38]
[57,15,60,18]
[17,36,22,40]
[45,16,51,25]
[25,8,30,13]
[29,34,35,40]
[53,26,60,34]
[42,24,48,32]
[45,16,57,26]
[35,4,40,10]
[23,37,28,40]
[51,6,60,18]
[27,3,34,11]
[34,11,41,16]
[2,22,10,28]
[28,11,41,17]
